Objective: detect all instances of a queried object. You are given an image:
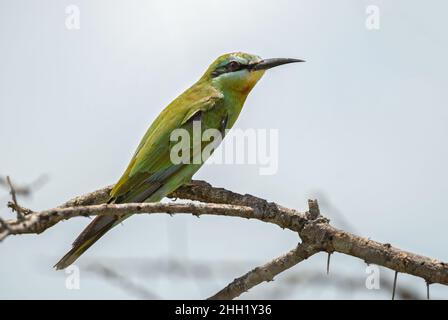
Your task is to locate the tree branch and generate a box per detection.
[0,202,255,240]
[1,180,447,299]
[208,242,321,300]
[300,221,448,286]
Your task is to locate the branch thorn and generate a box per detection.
[392,271,398,300]
[426,280,431,300]
[326,252,332,275]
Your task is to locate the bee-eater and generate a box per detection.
[55,52,303,269]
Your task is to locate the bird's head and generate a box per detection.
[202,52,304,95]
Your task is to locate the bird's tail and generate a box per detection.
[54,214,124,270]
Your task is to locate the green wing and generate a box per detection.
[110,84,224,203]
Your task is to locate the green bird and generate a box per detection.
[55,52,303,269]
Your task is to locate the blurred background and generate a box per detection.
[0,0,447,299]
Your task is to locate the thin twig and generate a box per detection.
[6,176,24,220]
[86,264,161,299]
[0,175,48,197]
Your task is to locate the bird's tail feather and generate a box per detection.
[54,176,172,270]
[54,215,121,270]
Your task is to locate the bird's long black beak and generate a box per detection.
[250,58,305,71]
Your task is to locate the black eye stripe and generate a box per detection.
[212,61,249,77]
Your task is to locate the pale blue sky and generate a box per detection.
[1,0,447,299]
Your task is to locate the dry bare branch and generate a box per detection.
[0,201,255,240]
[1,180,447,299]
[208,242,321,300]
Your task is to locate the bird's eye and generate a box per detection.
[227,61,241,72]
